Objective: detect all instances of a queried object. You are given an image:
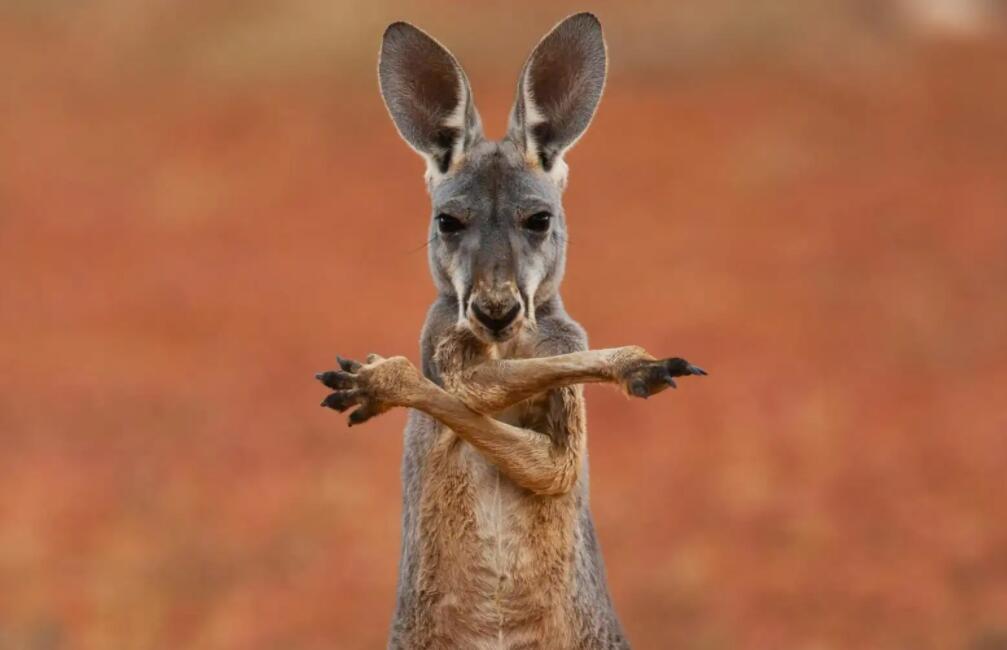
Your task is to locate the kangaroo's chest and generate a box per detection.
[438,404,553,585]
[414,414,576,646]
[458,432,533,569]
[461,401,537,560]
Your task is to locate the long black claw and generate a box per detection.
[666,358,708,378]
[321,390,359,412]
[666,376,678,389]
[347,405,376,427]
[337,355,361,373]
[316,370,354,390]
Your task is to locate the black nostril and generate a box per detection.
[471,302,521,333]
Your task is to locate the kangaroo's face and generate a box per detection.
[426,141,564,342]
[379,14,607,343]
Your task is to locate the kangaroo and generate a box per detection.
[316,13,706,649]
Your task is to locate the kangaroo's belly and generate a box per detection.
[415,428,579,648]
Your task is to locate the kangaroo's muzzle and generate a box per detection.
[467,291,524,341]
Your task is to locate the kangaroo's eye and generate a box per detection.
[523,211,552,233]
[436,214,465,234]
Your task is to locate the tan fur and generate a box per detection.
[339,328,664,647]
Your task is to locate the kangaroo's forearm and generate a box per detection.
[317,342,701,493]
[402,379,577,495]
[448,346,647,413]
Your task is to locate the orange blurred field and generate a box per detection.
[2,2,1006,648]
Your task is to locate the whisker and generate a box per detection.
[405,234,438,255]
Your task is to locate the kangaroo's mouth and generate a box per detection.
[466,301,525,343]
[471,303,520,332]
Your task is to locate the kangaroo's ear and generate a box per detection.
[507,13,607,182]
[379,22,483,182]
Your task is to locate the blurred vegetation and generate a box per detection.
[1,1,1006,649]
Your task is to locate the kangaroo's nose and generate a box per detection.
[471,301,521,335]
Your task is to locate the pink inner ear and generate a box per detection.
[411,64,461,122]
[384,33,461,142]
[530,45,586,119]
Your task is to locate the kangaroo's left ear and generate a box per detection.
[507,13,607,183]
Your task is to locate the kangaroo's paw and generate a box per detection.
[315,353,421,426]
[620,357,707,399]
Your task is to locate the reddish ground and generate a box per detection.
[1,8,1006,649]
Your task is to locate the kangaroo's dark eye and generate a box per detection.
[523,211,552,233]
[436,214,465,234]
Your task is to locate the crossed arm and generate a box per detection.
[316,340,705,496]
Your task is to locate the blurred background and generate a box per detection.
[2,1,1007,648]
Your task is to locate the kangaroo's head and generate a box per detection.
[378,13,606,344]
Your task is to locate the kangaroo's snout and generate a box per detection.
[467,290,524,341]
[472,301,520,334]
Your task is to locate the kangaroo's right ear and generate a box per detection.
[507,13,607,185]
[378,22,483,183]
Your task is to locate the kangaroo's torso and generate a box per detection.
[388,299,627,649]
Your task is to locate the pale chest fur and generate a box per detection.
[415,399,579,647]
